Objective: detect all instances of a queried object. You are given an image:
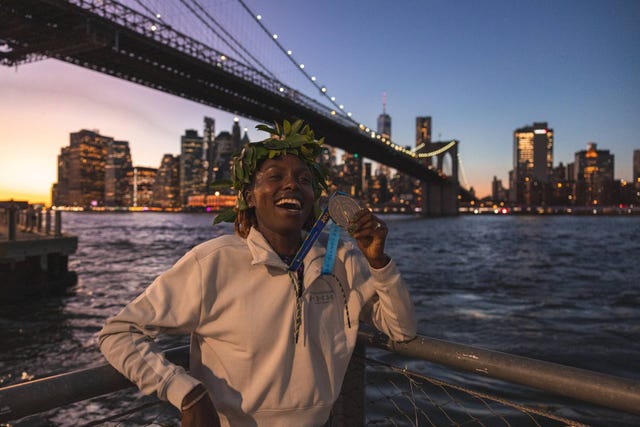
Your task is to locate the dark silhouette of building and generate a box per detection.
[548,162,574,206]
[574,143,614,206]
[492,176,508,203]
[180,129,204,206]
[208,118,247,187]
[105,140,133,207]
[211,131,234,183]
[232,117,242,148]
[634,149,640,191]
[377,93,391,140]
[203,117,216,195]
[509,122,554,206]
[52,129,112,208]
[152,154,181,209]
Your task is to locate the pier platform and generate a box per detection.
[1,203,78,303]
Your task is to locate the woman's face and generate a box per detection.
[246,154,315,237]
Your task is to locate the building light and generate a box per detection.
[534,129,547,134]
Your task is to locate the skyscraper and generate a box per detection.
[574,143,614,206]
[152,154,180,209]
[203,117,216,195]
[105,140,133,207]
[212,131,234,182]
[492,176,507,202]
[377,93,391,140]
[634,149,640,190]
[51,146,71,207]
[52,129,112,208]
[132,166,157,207]
[510,122,554,205]
[232,117,242,148]
[180,129,204,206]
[209,118,246,186]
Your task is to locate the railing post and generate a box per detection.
[45,209,51,235]
[26,206,34,231]
[37,209,43,232]
[54,210,62,236]
[8,206,17,241]
[331,340,366,426]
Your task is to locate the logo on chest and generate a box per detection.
[309,291,335,305]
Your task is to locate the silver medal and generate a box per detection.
[328,194,362,228]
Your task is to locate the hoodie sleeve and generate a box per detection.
[348,250,417,342]
[98,250,205,409]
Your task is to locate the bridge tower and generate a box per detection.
[416,140,460,216]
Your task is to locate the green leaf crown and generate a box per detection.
[214,119,329,224]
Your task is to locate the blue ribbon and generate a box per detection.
[287,192,348,274]
[321,221,341,275]
[287,206,331,272]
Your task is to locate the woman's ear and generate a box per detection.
[244,189,255,208]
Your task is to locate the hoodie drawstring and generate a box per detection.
[288,267,304,344]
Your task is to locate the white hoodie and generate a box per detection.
[99,227,416,426]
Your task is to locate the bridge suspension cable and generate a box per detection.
[234,0,356,125]
[125,0,413,153]
[132,0,165,23]
[457,153,470,189]
[179,0,277,80]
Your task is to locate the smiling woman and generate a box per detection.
[98,119,416,427]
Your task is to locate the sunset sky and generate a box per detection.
[1,0,639,204]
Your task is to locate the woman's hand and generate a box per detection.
[348,208,390,269]
[181,384,221,427]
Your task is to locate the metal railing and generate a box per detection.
[0,331,638,425]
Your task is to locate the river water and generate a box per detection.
[1,212,639,426]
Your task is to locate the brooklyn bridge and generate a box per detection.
[0,0,474,215]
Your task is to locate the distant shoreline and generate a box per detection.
[46,206,640,216]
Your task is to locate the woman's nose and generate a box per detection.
[282,174,298,189]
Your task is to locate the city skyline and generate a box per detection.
[1,0,639,204]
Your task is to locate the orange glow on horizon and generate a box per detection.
[0,188,50,206]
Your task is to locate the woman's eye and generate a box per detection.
[268,174,282,181]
